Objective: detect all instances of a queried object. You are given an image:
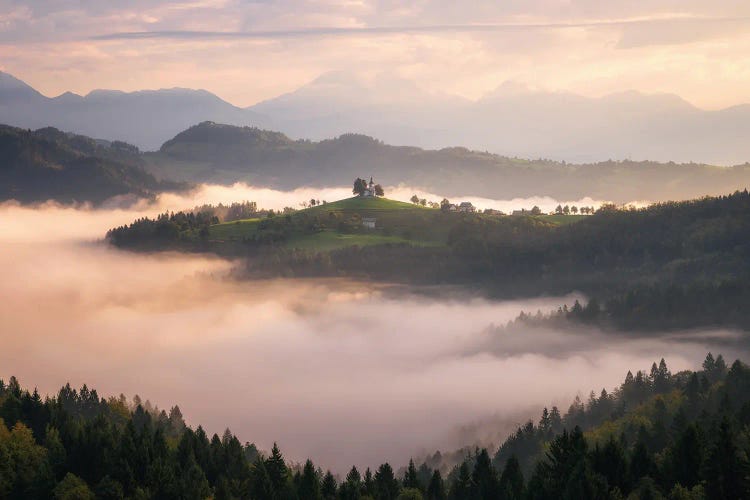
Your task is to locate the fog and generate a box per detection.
[121,182,610,217]
[1,188,740,473]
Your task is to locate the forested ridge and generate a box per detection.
[2,353,750,499]
[149,122,750,203]
[0,124,186,204]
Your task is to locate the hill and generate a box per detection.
[106,195,472,253]
[106,190,750,328]
[0,71,269,151]
[0,125,185,204]
[145,122,750,204]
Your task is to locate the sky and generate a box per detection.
[2,1,750,109]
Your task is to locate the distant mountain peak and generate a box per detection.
[0,71,43,99]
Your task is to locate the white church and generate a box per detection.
[362,177,378,197]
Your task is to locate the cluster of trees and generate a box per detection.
[300,200,326,209]
[409,195,440,209]
[553,205,595,215]
[106,211,219,249]
[3,354,749,499]
[353,178,384,197]
[190,202,266,223]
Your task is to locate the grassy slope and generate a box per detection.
[533,214,588,225]
[204,197,585,252]
[206,197,438,250]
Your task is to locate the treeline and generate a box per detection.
[2,354,750,499]
[106,211,219,249]
[500,277,750,332]
[417,353,748,499]
[191,201,264,223]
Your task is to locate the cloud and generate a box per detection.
[86,15,750,43]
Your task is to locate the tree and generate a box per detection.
[705,419,749,499]
[94,476,125,500]
[499,456,524,500]
[299,460,321,500]
[321,471,338,500]
[374,184,385,197]
[353,178,367,196]
[471,449,498,499]
[403,459,421,491]
[440,199,451,211]
[671,425,702,489]
[563,205,570,215]
[341,466,362,500]
[530,206,542,215]
[54,473,95,500]
[571,206,578,214]
[397,488,423,500]
[449,462,472,500]
[426,470,446,500]
[555,205,563,215]
[374,463,400,500]
[410,195,420,204]
[265,442,288,493]
[363,468,375,497]
[249,458,274,500]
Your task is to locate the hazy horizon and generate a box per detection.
[3,2,750,111]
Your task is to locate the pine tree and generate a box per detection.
[591,437,627,493]
[705,419,749,499]
[265,442,288,493]
[403,459,421,491]
[298,459,321,500]
[321,471,338,500]
[498,456,524,500]
[249,458,274,500]
[671,424,702,489]
[630,438,653,484]
[426,470,446,500]
[449,462,472,500]
[471,449,498,499]
[340,466,362,500]
[374,463,399,500]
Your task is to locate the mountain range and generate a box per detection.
[4,70,750,165]
[0,71,269,151]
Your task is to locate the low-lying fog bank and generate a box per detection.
[4,181,615,224]
[1,196,742,473]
